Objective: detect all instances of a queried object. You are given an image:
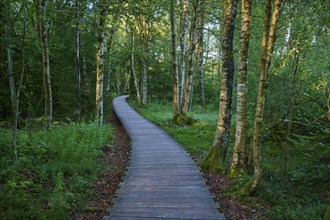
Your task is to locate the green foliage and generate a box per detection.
[0,122,114,219]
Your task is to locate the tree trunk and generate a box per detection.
[96,3,105,126]
[75,0,81,120]
[170,0,179,116]
[283,42,300,175]
[327,88,330,122]
[82,41,89,93]
[197,1,205,107]
[183,0,199,114]
[201,0,238,171]
[248,0,282,194]
[179,0,189,111]
[106,27,115,97]
[131,31,141,104]
[40,0,53,128]
[106,37,112,95]
[136,19,152,106]
[116,71,121,94]
[230,0,252,176]
[5,1,18,161]
[141,49,148,105]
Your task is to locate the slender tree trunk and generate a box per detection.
[170,0,179,115]
[40,0,53,128]
[131,31,141,104]
[106,31,114,93]
[201,0,238,171]
[197,1,205,107]
[75,0,81,120]
[179,0,189,111]
[138,19,152,106]
[106,37,112,95]
[18,0,27,125]
[82,41,89,93]
[141,47,148,105]
[183,0,199,113]
[96,3,105,126]
[283,45,300,174]
[5,1,18,161]
[116,71,121,94]
[106,27,115,97]
[327,88,330,122]
[230,0,252,176]
[248,0,282,194]
[16,0,27,137]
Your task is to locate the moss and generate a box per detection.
[229,166,243,178]
[239,177,254,197]
[200,145,225,172]
[173,113,199,126]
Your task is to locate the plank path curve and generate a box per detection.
[103,95,226,220]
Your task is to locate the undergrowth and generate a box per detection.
[131,100,330,220]
[0,122,113,219]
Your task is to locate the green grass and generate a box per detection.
[131,100,330,220]
[131,101,218,160]
[0,122,114,219]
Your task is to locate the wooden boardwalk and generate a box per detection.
[103,96,226,220]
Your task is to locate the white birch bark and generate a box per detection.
[40,0,53,128]
[96,3,105,126]
[170,0,179,115]
[179,0,189,111]
[230,0,252,175]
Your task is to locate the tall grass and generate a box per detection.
[0,122,113,219]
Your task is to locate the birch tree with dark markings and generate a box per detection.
[183,0,199,114]
[39,0,53,128]
[201,0,239,171]
[179,0,189,112]
[230,0,252,176]
[96,0,106,126]
[245,0,283,194]
[197,0,205,107]
[75,0,82,120]
[170,0,179,116]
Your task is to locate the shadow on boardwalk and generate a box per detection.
[103,96,226,220]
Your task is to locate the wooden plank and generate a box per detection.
[114,195,219,205]
[108,210,225,220]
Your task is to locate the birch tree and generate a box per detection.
[75,0,82,120]
[179,0,189,111]
[246,0,283,194]
[96,0,106,126]
[5,0,18,160]
[39,0,53,128]
[135,15,152,105]
[201,0,239,171]
[130,30,142,105]
[170,0,179,115]
[230,0,252,176]
[197,0,206,107]
[183,0,199,113]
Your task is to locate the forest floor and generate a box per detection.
[74,111,257,220]
[73,112,131,220]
